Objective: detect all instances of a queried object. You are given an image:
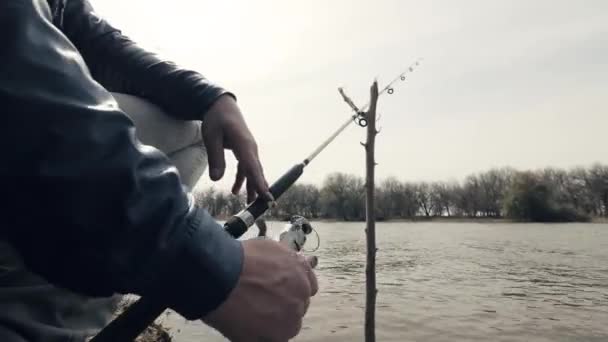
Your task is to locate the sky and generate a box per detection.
[91,0,608,192]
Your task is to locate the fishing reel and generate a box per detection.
[278,215,318,252]
[257,215,320,254]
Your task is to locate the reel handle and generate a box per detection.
[258,217,319,267]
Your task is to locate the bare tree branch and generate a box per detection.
[338,87,362,113]
[364,80,379,342]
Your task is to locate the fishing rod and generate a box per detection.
[221,59,422,238]
[91,59,422,342]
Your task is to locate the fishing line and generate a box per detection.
[343,58,423,128]
[306,58,422,163]
[303,226,320,253]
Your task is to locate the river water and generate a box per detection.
[162,222,608,341]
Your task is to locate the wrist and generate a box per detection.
[140,206,244,320]
[206,92,237,115]
[204,92,244,128]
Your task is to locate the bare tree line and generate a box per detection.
[194,163,608,222]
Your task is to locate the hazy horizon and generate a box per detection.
[91,0,608,192]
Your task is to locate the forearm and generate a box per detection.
[0,0,242,319]
[61,0,234,121]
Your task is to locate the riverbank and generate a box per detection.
[213,214,606,224]
[314,217,511,224]
[252,216,608,224]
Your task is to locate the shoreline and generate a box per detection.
[312,217,511,224]
[214,215,608,224]
[310,218,607,224]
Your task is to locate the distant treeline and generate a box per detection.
[194,164,608,222]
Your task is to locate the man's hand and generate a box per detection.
[202,95,273,203]
[202,238,318,342]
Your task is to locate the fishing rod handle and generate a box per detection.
[224,163,305,238]
[90,297,165,342]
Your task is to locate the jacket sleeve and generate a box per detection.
[0,0,242,320]
[59,0,234,121]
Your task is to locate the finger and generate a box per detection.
[235,147,272,202]
[252,158,273,201]
[231,163,246,195]
[246,178,256,203]
[295,253,318,296]
[203,129,226,181]
[286,318,303,341]
[304,256,319,296]
[302,298,311,316]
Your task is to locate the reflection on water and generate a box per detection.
[164,222,608,342]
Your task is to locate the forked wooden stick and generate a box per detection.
[338,81,380,342]
[363,81,379,342]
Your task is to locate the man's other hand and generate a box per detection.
[202,95,273,203]
[202,238,319,342]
